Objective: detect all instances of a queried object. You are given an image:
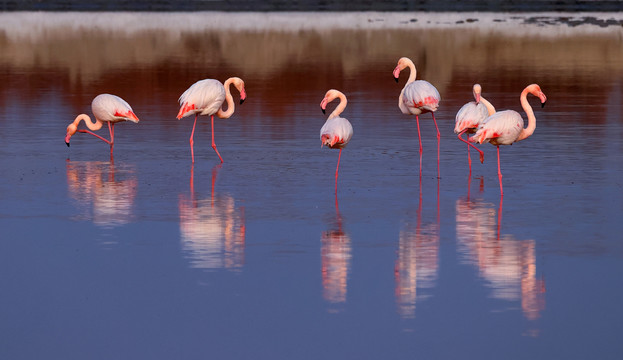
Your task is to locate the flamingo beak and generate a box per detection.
[539,92,547,108]
[475,93,481,103]
[320,98,328,114]
[240,89,246,105]
[65,133,71,147]
[393,66,401,82]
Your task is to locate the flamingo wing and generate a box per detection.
[91,94,139,123]
[177,79,226,119]
[320,117,353,149]
[455,101,489,134]
[402,80,441,113]
[471,110,523,145]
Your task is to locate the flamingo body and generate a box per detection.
[472,110,524,146]
[468,83,547,196]
[64,94,139,158]
[400,80,440,115]
[91,94,139,124]
[455,101,489,135]
[176,77,246,163]
[320,116,353,149]
[320,89,353,193]
[177,79,226,119]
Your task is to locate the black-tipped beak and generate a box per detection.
[240,98,245,105]
[322,108,326,114]
[394,76,399,83]
[541,101,546,108]
[66,141,70,147]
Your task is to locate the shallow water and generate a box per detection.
[1,12,622,359]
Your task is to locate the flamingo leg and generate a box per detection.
[432,113,440,179]
[457,129,484,167]
[211,115,224,163]
[497,145,504,197]
[76,129,112,145]
[189,114,198,163]
[416,115,422,176]
[335,148,342,193]
[108,122,115,158]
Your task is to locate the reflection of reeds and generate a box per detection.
[456,198,545,320]
[66,161,137,228]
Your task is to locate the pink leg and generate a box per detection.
[457,129,484,167]
[335,148,342,193]
[76,129,111,145]
[416,115,422,176]
[211,115,224,163]
[432,113,440,179]
[108,122,115,158]
[189,114,198,163]
[497,145,503,197]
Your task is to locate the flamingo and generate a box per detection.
[470,84,547,196]
[65,94,139,158]
[454,84,496,171]
[320,89,353,193]
[393,57,441,178]
[177,77,246,163]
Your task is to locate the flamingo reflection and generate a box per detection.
[456,195,545,320]
[66,160,137,228]
[395,177,440,318]
[179,165,245,270]
[321,196,352,306]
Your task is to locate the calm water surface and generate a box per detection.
[1,12,622,359]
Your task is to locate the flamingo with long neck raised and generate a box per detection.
[470,84,547,196]
[320,89,354,193]
[455,84,496,171]
[65,94,139,159]
[394,57,442,178]
[177,77,246,163]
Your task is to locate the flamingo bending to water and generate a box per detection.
[393,57,441,178]
[320,89,353,193]
[65,94,139,158]
[470,84,547,196]
[455,84,496,170]
[177,77,246,163]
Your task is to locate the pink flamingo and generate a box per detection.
[393,57,441,178]
[454,84,496,171]
[65,94,139,158]
[320,89,354,193]
[470,84,547,196]
[177,77,246,163]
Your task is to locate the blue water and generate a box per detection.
[1,12,622,359]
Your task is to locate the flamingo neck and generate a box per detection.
[329,93,347,119]
[74,113,103,131]
[480,96,496,116]
[405,59,417,84]
[216,77,236,119]
[516,87,536,142]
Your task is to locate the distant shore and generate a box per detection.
[1,0,623,12]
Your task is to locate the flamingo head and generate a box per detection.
[65,123,78,147]
[393,57,410,82]
[528,84,547,108]
[320,89,340,115]
[472,84,482,103]
[231,77,246,104]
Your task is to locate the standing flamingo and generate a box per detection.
[470,84,547,196]
[393,57,441,178]
[65,94,139,158]
[454,84,496,171]
[177,77,246,163]
[320,89,353,193]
